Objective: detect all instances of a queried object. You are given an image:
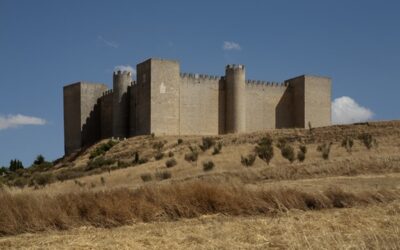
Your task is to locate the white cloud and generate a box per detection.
[223,41,241,51]
[97,35,119,48]
[332,96,374,124]
[114,65,136,76]
[0,114,46,130]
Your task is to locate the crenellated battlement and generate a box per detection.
[113,70,132,76]
[225,64,245,70]
[102,89,113,96]
[180,72,221,80]
[245,80,288,87]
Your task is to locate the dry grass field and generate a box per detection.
[1,121,400,249]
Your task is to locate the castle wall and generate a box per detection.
[149,59,180,135]
[63,83,81,155]
[244,81,293,132]
[179,74,223,135]
[100,90,113,139]
[129,84,137,137]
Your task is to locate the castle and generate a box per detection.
[63,58,331,155]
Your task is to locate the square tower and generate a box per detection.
[63,82,108,154]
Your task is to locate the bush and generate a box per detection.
[165,158,177,168]
[155,170,172,181]
[86,157,116,171]
[212,142,222,155]
[317,142,332,160]
[152,141,165,151]
[56,170,84,182]
[276,138,287,150]
[140,173,152,182]
[117,160,130,169]
[299,145,307,154]
[90,140,118,159]
[341,136,354,153]
[168,151,174,157]
[132,152,140,164]
[9,159,23,172]
[255,136,274,164]
[241,154,256,167]
[202,160,215,171]
[138,158,148,164]
[281,144,295,163]
[199,137,216,151]
[100,177,106,185]
[358,133,377,150]
[154,151,164,161]
[13,177,28,188]
[297,151,306,162]
[177,138,183,144]
[184,146,198,162]
[30,173,53,187]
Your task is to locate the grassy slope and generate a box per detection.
[1,121,400,248]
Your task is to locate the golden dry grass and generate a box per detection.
[1,201,399,249]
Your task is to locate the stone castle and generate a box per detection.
[63,58,331,155]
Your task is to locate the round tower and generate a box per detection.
[225,64,246,133]
[112,70,131,139]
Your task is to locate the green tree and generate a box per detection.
[33,155,45,165]
[9,159,24,172]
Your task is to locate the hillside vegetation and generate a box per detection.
[1,121,400,249]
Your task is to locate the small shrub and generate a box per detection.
[184,146,198,162]
[358,133,377,150]
[86,157,116,171]
[341,136,354,153]
[117,160,129,169]
[297,151,306,162]
[13,177,27,188]
[100,176,106,185]
[276,138,287,150]
[241,154,256,167]
[199,137,215,151]
[202,160,215,171]
[138,158,148,164]
[281,144,295,163]
[168,151,174,157]
[299,145,307,154]
[165,158,177,168]
[317,142,332,160]
[152,141,165,151]
[89,140,118,159]
[154,151,164,160]
[177,138,183,144]
[132,152,139,164]
[255,136,274,164]
[155,170,172,181]
[30,173,53,187]
[212,142,222,155]
[140,173,152,182]
[150,133,155,138]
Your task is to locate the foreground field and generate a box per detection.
[1,201,399,250]
[1,121,400,249]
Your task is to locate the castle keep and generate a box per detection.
[63,58,331,155]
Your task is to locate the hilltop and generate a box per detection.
[0,121,400,249]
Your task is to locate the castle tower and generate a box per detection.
[225,64,246,133]
[112,70,131,138]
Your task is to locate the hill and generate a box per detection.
[0,121,400,249]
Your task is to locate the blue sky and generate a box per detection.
[0,0,399,167]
